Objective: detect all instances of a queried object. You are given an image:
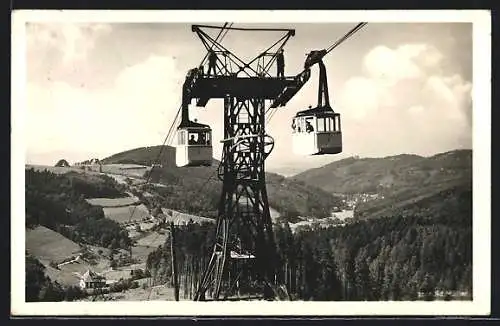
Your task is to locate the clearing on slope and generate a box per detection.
[26,225,81,264]
[100,164,152,178]
[85,196,140,207]
[103,204,151,223]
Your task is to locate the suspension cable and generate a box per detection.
[126,23,232,222]
[266,22,368,125]
[325,22,367,54]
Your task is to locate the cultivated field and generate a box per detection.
[101,164,151,178]
[26,226,81,264]
[86,196,140,207]
[330,209,354,221]
[103,204,150,223]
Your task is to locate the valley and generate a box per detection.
[25,162,218,301]
[25,147,473,302]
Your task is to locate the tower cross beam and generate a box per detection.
[194,25,295,78]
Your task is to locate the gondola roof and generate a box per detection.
[177,120,211,130]
[294,105,338,118]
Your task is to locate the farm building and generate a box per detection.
[79,269,106,290]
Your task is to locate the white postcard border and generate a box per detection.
[11,9,491,316]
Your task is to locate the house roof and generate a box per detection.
[82,269,105,282]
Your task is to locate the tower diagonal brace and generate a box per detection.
[194,95,278,301]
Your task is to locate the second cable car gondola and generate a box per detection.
[175,67,213,167]
[292,106,342,155]
[291,50,343,156]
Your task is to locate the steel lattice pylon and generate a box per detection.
[174,22,367,301]
[194,96,278,301]
[182,25,309,301]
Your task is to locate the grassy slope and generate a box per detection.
[103,204,150,223]
[101,146,177,167]
[26,226,82,264]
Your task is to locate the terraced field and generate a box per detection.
[101,164,151,178]
[85,196,140,207]
[26,226,81,264]
[103,204,151,223]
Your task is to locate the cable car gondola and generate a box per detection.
[175,66,214,167]
[292,106,342,156]
[291,50,343,156]
[176,120,213,167]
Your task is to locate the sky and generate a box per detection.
[24,20,473,176]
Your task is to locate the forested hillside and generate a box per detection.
[293,150,471,195]
[26,146,473,301]
[25,168,132,250]
[103,145,343,219]
[146,179,472,300]
[354,179,471,220]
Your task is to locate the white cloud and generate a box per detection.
[398,44,444,68]
[363,45,424,83]
[340,77,380,119]
[27,23,112,65]
[230,42,471,170]
[26,54,183,163]
[408,105,425,116]
[24,29,472,170]
[335,43,472,157]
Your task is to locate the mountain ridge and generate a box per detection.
[292,149,472,195]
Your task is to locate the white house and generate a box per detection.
[79,269,106,290]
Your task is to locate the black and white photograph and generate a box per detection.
[11,10,491,316]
